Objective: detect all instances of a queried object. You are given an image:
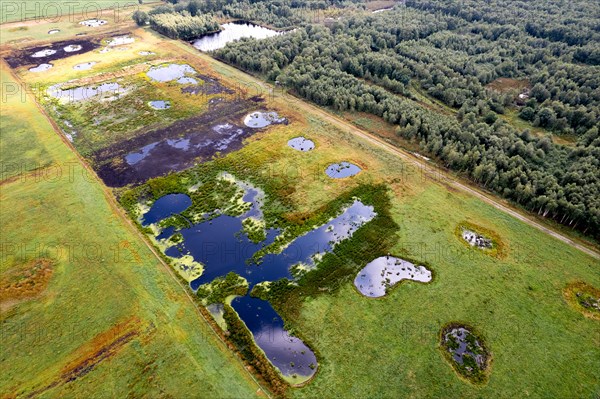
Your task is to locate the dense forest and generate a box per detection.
[140,0,600,239]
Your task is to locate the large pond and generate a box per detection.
[232,296,318,380]
[354,256,432,297]
[326,162,362,178]
[146,64,197,83]
[141,179,376,380]
[47,82,124,102]
[192,22,284,52]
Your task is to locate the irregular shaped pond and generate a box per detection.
[29,63,53,72]
[64,44,82,52]
[31,49,56,58]
[326,162,361,178]
[148,100,171,110]
[47,82,124,102]
[288,136,315,152]
[142,193,192,225]
[146,64,196,83]
[243,111,286,128]
[441,325,489,383]
[80,19,107,27]
[462,229,492,249]
[107,36,134,46]
[141,181,375,383]
[354,256,431,297]
[193,22,284,52]
[232,296,317,381]
[73,61,97,70]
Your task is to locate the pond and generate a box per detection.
[325,162,362,178]
[64,44,82,52]
[142,180,376,381]
[73,61,97,70]
[48,29,60,34]
[29,63,53,72]
[232,296,318,380]
[462,229,492,249]
[354,256,432,297]
[288,137,315,152]
[31,49,56,58]
[441,325,489,382]
[108,36,135,46]
[139,51,155,56]
[192,22,284,52]
[142,193,192,225]
[146,64,197,83]
[80,19,107,27]
[243,111,286,128]
[148,100,171,110]
[48,82,124,102]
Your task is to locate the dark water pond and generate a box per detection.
[325,162,362,178]
[142,193,192,225]
[288,137,315,152]
[232,296,317,379]
[142,181,376,380]
[192,22,283,52]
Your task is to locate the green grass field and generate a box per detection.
[0,65,263,397]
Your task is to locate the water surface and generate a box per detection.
[29,63,52,72]
[325,162,361,178]
[354,256,431,297]
[288,137,315,151]
[148,100,171,110]
[193,22,283,52]
[146,64,196,83]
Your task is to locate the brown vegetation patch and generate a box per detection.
[485,78,529,93]
[0,258,55,308]
[26,317,143,397]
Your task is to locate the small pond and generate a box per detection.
[108,36,135,46]
[177,77,198,85]
[325,162,362,178]
[73,61,97,70]
[442,325,489,382]
[192,22,284,52]
[232,296,318,380]
[29,63,53,72]
[80,19,107,27]
[31,49,56,58]
[288,136,315,152]
[148,100,171,110]
[354,256,432,297]
[146,64,197,83]
[243,111,286,128]
[139,51,155,56]
[48,29,60,34]
[64,44,82,52]
[48,82,124,102]
[462,229,492,249]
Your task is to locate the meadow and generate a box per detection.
[1,13,599,399]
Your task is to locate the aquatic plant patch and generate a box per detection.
[440,323,490,384]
